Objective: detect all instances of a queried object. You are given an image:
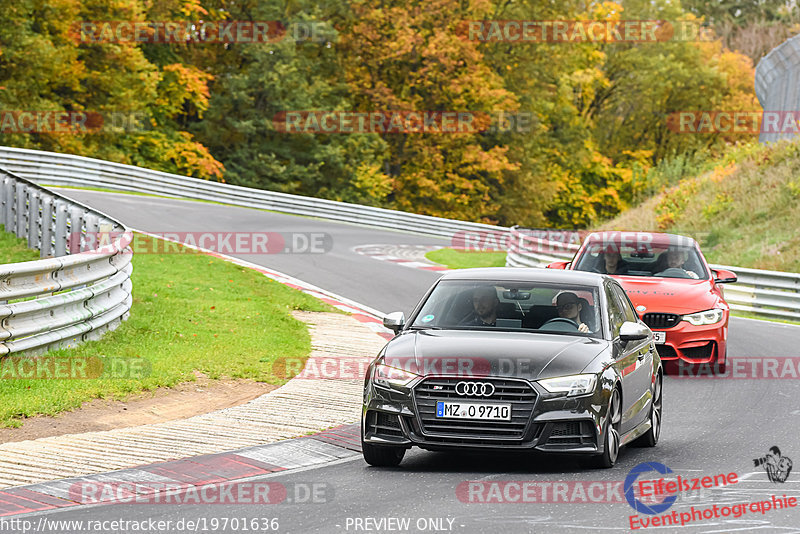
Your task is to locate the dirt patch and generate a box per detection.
[0,373,278,444]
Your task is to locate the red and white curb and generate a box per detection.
[0,424,360,516]
[353,244,451,273]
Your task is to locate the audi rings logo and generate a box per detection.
[455,381,495,397]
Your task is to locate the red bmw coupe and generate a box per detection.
[548,231,737,371]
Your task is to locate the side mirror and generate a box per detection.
[619,321,649,342]
[547,261,571,270]
[382,311,406,334]
[712,269,737,284]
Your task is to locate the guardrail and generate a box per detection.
[504,226,578,268]
[0,146,506,239]
[0,168,133,356]
[1,146,797,324]
[505,226,800,322]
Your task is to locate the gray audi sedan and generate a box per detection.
[361,268,662,468]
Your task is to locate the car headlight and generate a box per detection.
[538,374,597,397]
[682,309,724,326]
[373,363,420,388]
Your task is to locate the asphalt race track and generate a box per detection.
[22,189,800,533]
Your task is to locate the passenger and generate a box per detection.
[556,292,590,333]
[601,250,630,275]
[469,286,499,327]
[657,247,699,279]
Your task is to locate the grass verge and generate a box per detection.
[425,248,507,269]
[0,232,336,428]
[0,225,41,263]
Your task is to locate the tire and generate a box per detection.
[587,387,621,469]
[362,439,405,467]
[633,373,662,448]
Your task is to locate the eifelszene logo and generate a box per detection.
[625,462,677,515]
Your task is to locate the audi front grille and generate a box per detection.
[642,313,681,330]
[412,377,537,441]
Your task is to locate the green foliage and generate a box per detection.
[701,192,734,220]
[0,0,765,227]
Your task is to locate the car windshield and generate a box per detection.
[409,280,602,337]
[573,242,709,280]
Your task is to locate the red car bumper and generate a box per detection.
[644,316,727,366]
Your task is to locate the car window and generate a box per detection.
[611,284,638,323]
[605,284,625,338]
[574,240,709,280]
[408,280,602,338]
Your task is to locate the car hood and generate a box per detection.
[383,330,608,381]
[613,276,719,314]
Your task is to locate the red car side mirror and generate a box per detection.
[712,268,737,284]
[546,261,571,269]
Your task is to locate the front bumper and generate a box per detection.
[362,376,605,454]
[649,318,727,365]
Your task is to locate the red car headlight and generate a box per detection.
[682,309,724,326]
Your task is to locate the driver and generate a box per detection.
[556,292,590,333]
[658,247,699,279]
[469,286,499,326]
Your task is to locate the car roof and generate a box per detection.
[582,231,698,248]
[439,267,608,286]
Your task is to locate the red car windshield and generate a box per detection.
[573,242,709,280]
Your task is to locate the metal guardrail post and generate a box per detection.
[39,193,54,257]
[53,199,68,257]
[15,183,26,238]
[2,177,13,231]
[28,189,40,250]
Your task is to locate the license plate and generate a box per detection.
[653,331,666,344]
[436,401,512,421]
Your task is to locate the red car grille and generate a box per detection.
[643,313,681,329]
